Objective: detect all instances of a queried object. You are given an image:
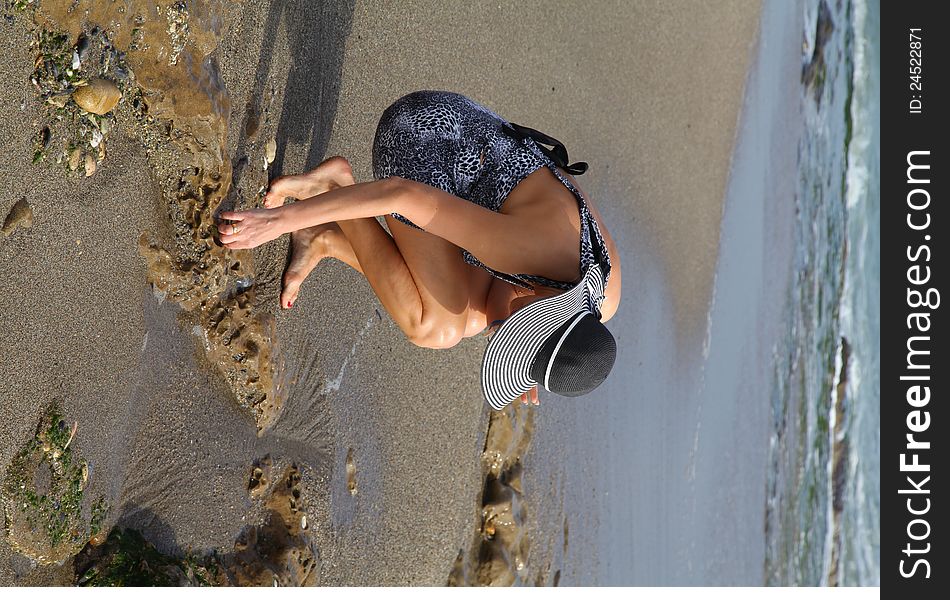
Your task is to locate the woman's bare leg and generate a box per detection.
[333,215,474,348]
[270,157,476,348]
[280,222,361,307]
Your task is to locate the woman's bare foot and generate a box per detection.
[281,223,343,309]
[263,156,353,208]
[266,156,356,308]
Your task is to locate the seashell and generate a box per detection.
[68,147,82,171]
[47,94,70,108]
[75,33,90,60]
[84,155,96,177]
[72,78,121,115]
[64,421,78,450]
[264,137,276,167]
[89,531,108,547]
[300,515,308,530]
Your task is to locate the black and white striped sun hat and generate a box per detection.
[481,263,616,410]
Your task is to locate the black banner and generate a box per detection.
[882,0,947,593]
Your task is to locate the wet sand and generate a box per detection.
[522,0,802,584]
[1,0,766,586]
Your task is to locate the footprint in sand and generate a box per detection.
[225,463,319,586]
[345,448,357,496]
[247,454,272,497]
[563,516,569,556]
[2,199,33,237]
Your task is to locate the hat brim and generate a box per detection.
[481,264,604,410]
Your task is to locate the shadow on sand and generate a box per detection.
[229,0,356,201]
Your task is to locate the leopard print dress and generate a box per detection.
[372,90,611,291]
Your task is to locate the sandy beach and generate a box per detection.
[0,0,778,586]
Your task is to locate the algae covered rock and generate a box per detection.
[1,404,109,565]
[73,462,320,587]
[75,528,218,587]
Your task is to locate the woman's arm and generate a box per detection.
[219,177,568,279]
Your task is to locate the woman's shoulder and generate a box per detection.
[502,167,583,221]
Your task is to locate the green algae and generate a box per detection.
[75,528,219,587]
[1,404,109,564]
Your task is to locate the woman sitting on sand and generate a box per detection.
[218,91,621,409]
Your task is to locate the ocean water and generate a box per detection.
[764,0,880,586]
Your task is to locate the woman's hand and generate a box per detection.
[519,386,539,406]
[217,208,286,249]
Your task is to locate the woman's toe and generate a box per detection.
[280,274,303,309]
[263,193,284,209]
[264,180,292,207]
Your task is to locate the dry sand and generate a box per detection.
[0,0,762,586]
